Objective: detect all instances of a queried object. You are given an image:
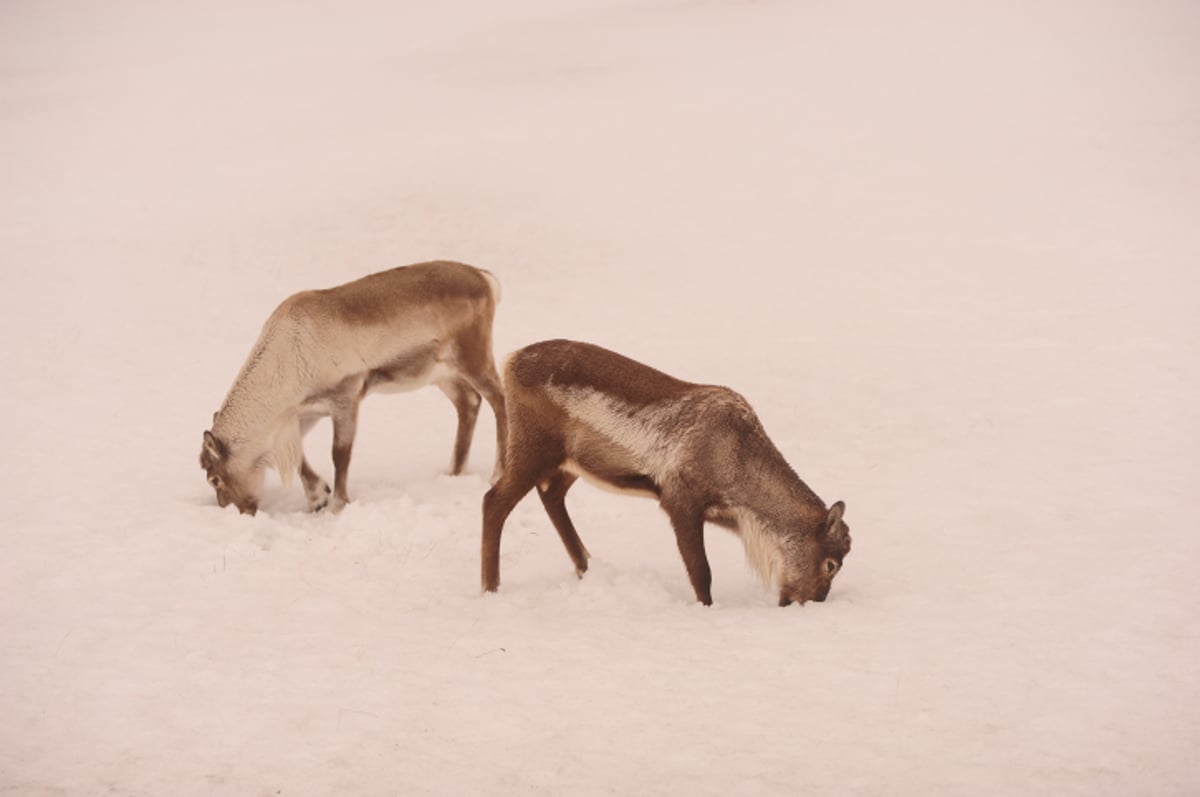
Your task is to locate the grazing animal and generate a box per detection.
[481,339,850,606]
[201,260,507,515]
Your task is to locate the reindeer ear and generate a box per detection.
[824,501,847,537]
[203,430,225,461]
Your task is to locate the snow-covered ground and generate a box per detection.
[2,1,1198,794]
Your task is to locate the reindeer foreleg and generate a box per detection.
[328,390,361,513]
[299,458,332,512]
[297,414,332,512]
[661,488,714,606]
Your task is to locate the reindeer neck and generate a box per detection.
[212,332,311,451]
[730,431,827,533]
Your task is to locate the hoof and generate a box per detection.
[306,482,332,513]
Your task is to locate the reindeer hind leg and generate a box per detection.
[537,470,590,577]
[481,428,563,593]
[482,473,533,593]
[448,326,507,484]
[437,377,482,476]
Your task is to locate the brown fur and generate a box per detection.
[201,261,507,515]
[482,339,850,606]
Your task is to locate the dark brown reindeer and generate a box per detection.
[201,261,507,515]
[482,339,850,606]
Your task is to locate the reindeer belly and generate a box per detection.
[562,458,661,499]
[562,430,662,499]
[365,359,455,395]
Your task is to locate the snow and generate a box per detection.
[2,0,1198,794]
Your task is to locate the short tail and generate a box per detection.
[479,268,502,305]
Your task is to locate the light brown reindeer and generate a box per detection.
[482,339,850,606]
[201,261,507,515]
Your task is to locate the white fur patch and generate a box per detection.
[269,413,303,489]
[546,385,685,478]
[736,509,784,589]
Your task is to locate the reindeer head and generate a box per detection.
[200,430,263,515]
[778,501,851,606]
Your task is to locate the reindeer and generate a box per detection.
[200,260,507,515]
[481,339,850,606]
